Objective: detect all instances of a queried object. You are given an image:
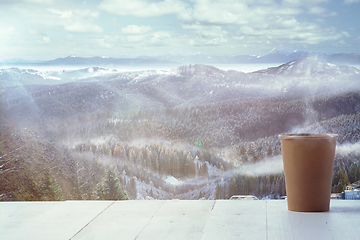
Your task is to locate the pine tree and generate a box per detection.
[339,169,351,191]
[150,148,159,173]
[95,170,129,200]
[199,162,209,178]
[348,162,360,183]
[239,144,246,156]
[199,191,203,199]
[40,169,62,201]
[185,152,196,177]
[227,178,237,199]
[129,177,137,199]
[158,149,167,175]
[215,183,221,199]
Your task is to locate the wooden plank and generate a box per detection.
[4,201,114,240]
[324,200,360,240]
[1,201,62,240]
[135,200,215,240]
[1,200,359,240]
[72,200,166,240]
[202,200,267,240]
[267,200,360,240]
[266,200,294,240]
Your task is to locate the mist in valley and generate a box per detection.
[1,58,360,201]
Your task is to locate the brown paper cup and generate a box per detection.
[279,133,338,212]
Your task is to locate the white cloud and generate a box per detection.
[97,0,345,50]
[47,8,100,20]
[0,25,16,51]
[0,25,15,35]
[1,0,356,58]
[90,28,176,49]
[0,0,53,4]
[126,35,147,43]
[96,35,113,48]
[43,36,51,43]
[45,8,103,33]
[282,0,328,6]
[99,0,189,17]
[342,31,351,37]
[184,1,249,24]
[121,25,152,35]
[121,31,173,46]
[149,31,172,46]
[65,22,103,33]
[336,40,347,45]
[344,0,360,4]
[48,8,100,19]
[308,6,326,14]
[25,0,53,4]
[176,0,341,49]
[182,23,228,46]
[37,36,51,43]
[179,0,303,26]
[47,8,73,18]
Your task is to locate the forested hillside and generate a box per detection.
[1,59,360,200]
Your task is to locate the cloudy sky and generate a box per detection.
[0,0,359,60]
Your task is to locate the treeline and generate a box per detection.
[332,153,360,193]
[47,92,360,153]
[2,123,359,201]
[216,174,287,199]
[0,126,129,201]
[214,153,360,200]
[72,141,233,180]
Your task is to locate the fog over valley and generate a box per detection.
[1,56,360,201]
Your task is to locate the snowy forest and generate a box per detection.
[1,58,360,201]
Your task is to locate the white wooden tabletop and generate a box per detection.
[1,200,359,240]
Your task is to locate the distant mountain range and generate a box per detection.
[253,57,360,77]
[1,54,360,201]
[1,47,360,67]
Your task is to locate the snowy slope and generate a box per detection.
[254,57,360,77]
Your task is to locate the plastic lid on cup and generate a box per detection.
[279,133,338,139]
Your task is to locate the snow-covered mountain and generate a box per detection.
[254,57,360,77]
[144,47,360,65]
[43,55,176,66]
[1,56,360,201]
[2,58,359,96]
[252,57,360,96]
[0,67,177,87]
[2,47,359,67]
[256,47,309,63]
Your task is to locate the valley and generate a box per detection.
[1,58,360,201]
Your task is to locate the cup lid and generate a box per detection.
[279,133,338,139]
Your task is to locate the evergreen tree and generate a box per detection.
[150,148,159,173]
[95,170,129,200]
[348,162,360,183]
[40,169,62,201]
[339,169,351,192]
[129,177,137,199]
[215,183,221,199]
[199,191,203,199]
[239,144,246,156]
[185,153,196,177]
[158,149,167,175]
[199,162,209,178]
[227,178,237,199]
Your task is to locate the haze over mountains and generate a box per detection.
[1,53,360,201]
[1,47,360,67]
